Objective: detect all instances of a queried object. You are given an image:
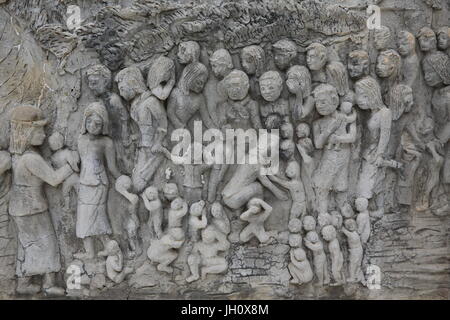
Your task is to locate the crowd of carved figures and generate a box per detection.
[1,22,449,296]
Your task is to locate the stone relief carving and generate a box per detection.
[0,0,448,300]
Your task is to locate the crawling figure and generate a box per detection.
[147,227,185,273]
[99,240,134,284]
[239,198,277,244]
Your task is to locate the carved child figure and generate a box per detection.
[147,227,185,273]
[188,200,208,242]
[99,240,133,284]
[168,197,189,230]
[259,71,289,128]
[342,219,363,283]
[239,198,277,244]
[142,186,163,239]
[328,98,357,150]
[304,230,329,286]
[210,202,230,236]
[355,198,371,245]
[288,234,313,285]
[268,160,307,220]
[48,132,80,209]
[321,225,344,286]
[240,45,266,98]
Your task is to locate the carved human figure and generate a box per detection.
[205,49,234,126]
[9,106,76,296]
[115,66,169,192]
[432,86,450,187]
[418,27,437,53]
[355,198,371,245]
[48,132,80,209]
[147,227,185,273]
[259,71,289,128]
[317,212,332,228]
[142,186,163,239]
[288,233,313,285]
[421,51,450,88]
[186,225,230,282]
[239,198,277,244]
[304,230,329,286]
[217,70,262,130]
[240,45,266,98]
[397,31,420,88]
[296,123,315,208]
[272,39,297,71]
[168,197,189,229]
[280,138,296,162]
[75,102,121,260]
[306,43,328,84]
[376,49,402,97]
[321,225,344,285]
[326,61,350,100]
[188,200,208,242]
[268,160,307,220]
[373,26,391,51]
[355,77,392,211]
[286,65,315,121]
[210,202,230,236]
[167,62,215,130]
[328,99,357,151]
[115,175,140,257]
[177,41,200,65]
[437,27,450,55]
[347,50,370,81]
[342,219,363,283]
[98,240,133,284]
[312,84,356,214]
[86,64,131,171]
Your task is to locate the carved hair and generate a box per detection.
[10,106,47,155]
[374,26,391,46]
[80,101,110,136]
[389,84,413,121]
[355,77,384,110]
[241,45,265,77]
[326,61,349,97]
[179,62,208,94]
[210,49,233,69]
[287,65,312,97]
[422,51,450,85]
[259,70,283,87]
[313,83,338,98]
[114,66,147,94]
[223,69,250,89]
[418,27,436,39]
[147,56,175,90]
[377,49,402,79]
[398,30,416,48]
[179,41,200,63]
[306,43,327,56]
[273,39,297,55]
[86,64,112,82]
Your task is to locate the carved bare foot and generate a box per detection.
[157,264,173,273]
[44,286,66,297]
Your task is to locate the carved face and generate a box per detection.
[438,31,449,50]
[285,161,299,179]
[164,188,178,201]
[419,34,436,52]
[117,81,136,101]
[344,219,357,232]
[280,141,295,160]
[289,234,302,248]
[241,54,256,75]
[348,56,369,79]
[355,86,372,110]
[226,76,248,101]
[321,225,336,241]
[189,72,208,93]
[397,34,414,56]
[355,198,368,212]
[211,204,222,218]
[403,90,414,113]
[340,102,353,115]
[177,43,195,64]
[259,77,282,102]
[145,187,158,200]
[274,50,294,70]
[296,123,310,138]
[303,216,316,232]
[85,113,103,135]
[318,213,331,227]
[423,61,443,87]
[30,126,46,146]
[306,48,327,71]
[88,74,109,96]
[306,230,318,242]
[376,54,396,78]
[314,90,339,116]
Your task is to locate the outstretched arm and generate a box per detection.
[24,153,72,187]
[258,175,288,200]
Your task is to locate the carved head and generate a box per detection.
[376,49,401,79]
[223,70,249,101]
[397,31,416,56]
[171,197,184,210]
[326,61,349,97]
[211,201,224,218]
[296,123,310,139]
[147,56,175,100]
[422,51,450,87]
[355,197,368,212]
[341,202,355,218]
[418,27,437,52]
[288,218,302,233]
[190,200,206,217]
[289,233,302,248]
[163,183,179,201]
[374,26,391,51]
[201,227,216,244]
[86,64,111,96]
[116,175,133,194]
[389,84,413,121]
[285,160,300,179]
[48,131,64,151]
[344,219,357,232]
[177,41,200,65]
[305,230,318,242]
[293,248,307,261]
[355,77,384,111]
[280,140,295,161]
[286,65,312,97]
[273,39,297,70]
[144,186,159,201]
[180,62,208,94]
[306,43,327,71]
[302,215,316,232]
[104,240,121,255]
[330,211,343,229]
[313,84,339,116]
[437,27,450,51]
[264,114,283,129]
[280,122,294,139]
[100,44,125,71]
[81,102,110,136]
[259,71,283,102]
[321,225,337,241]
[348,50,370,79]
[10,106,47,154]
[340,101,353,115]
[318,212,331,228]
[210,49,233,79]
[240,45,265,76]
[115,66,147,101]
[417,116,435,136]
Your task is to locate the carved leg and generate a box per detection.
[42,273,65,296]
[186,252,200,283]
